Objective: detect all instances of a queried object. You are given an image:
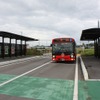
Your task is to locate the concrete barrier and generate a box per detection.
[0,56,40,66]
[79,56,89,80]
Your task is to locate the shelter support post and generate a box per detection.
[98,37,100,58]
[95,39,98,58]
[20,40,22,56]
[2,37,4,58]
[15,39,17,57]
[25,41,26,55]
[9,38,11,57]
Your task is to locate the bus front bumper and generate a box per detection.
[52,55,76,62]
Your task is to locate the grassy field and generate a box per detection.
[77,48,94,56]
[26,48,51,56]
[26,48,43,56]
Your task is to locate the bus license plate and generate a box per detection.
[61,59,65,61]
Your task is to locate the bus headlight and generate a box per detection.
[52,55,55,58]
[70,54,74,58]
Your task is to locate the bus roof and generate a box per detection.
[52,38,75,43]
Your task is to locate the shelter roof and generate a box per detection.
[0,31,38,41]
[80,28,100,41]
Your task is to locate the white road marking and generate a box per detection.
[0,61,52,87]
[88,79,100,81]
[73,57,78,100]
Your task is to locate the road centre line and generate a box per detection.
[0,61,52,87]
[73,57,78,100]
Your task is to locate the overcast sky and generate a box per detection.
[0,0,100,46]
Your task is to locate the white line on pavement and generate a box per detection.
[73,56,78,100]
[0,61,52,87]
[87,79,100,81]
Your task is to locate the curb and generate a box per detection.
[79,56,89,80]
[0,56,40,66]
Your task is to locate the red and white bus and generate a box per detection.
[52,38,76,62]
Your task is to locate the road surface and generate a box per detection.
[0,54,83,100]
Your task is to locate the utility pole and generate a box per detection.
[98,20,99,28]
[21,32,23,35]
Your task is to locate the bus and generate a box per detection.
[52,38,76,62]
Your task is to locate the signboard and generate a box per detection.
[0,46,1,55]
[22,45,25,55]
[11,44,15,55]
[17,44,20,55]
[5,45,9,55]
[98,39,100,46]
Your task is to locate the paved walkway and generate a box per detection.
[79,80,100,100]
[82,56,100,79]
[0,56,34,62]
[79,56,100,100]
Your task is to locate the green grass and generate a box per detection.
[77,48,94,56]
[26,48,43,56]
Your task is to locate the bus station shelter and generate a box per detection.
[0,31,38,58]
[80,28,100,58]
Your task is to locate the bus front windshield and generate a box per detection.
[52,42,74,54]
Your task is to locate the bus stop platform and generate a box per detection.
[81,56,100,79]
[0,56,33,62]
[78,56,100,100]
[79,80,100,100]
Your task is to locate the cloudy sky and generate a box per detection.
[0,0,100,46]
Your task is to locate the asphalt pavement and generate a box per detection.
[1,55,100,100]
[0,55,79,100]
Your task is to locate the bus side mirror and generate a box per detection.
[50,44,52,47]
